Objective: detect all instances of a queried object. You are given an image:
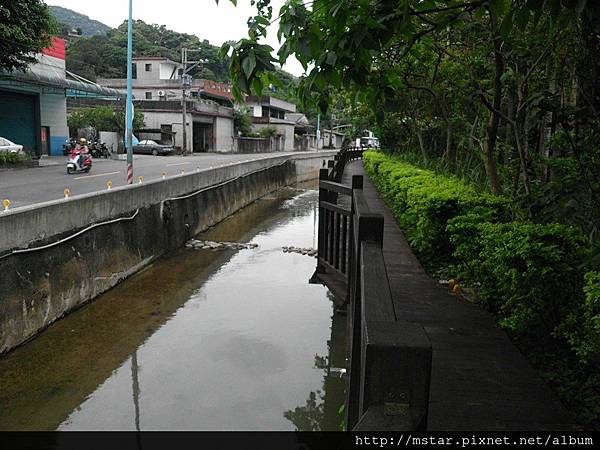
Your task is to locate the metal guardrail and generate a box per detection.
[314,146,432,431]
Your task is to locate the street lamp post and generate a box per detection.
[125,0,134,184]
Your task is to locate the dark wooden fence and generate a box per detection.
[314,146,432,431]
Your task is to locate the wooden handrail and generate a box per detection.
[320,180,353,196]
[321,201,351,216]
[314,147,431,432]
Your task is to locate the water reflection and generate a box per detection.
[0,184,346,431]
[284,297,347,431]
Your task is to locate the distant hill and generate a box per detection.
[50,6,297,101]
[49,5,111,36]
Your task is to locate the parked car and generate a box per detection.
[132,140,174,156]
[0,137,24,154]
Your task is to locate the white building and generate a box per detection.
[98,57,235,152]
[245,96,297,152]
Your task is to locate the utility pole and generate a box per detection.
[181,48,188,155]
[126,0,134,183]
[316,112,321,150]
[181,48,206,156]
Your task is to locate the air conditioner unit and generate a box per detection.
[157,90,166,97]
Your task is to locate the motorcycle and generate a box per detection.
[62,138,77,156]
[89,140,111,159]
[66,149,92,174]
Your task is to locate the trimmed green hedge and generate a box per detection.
[0,152,30,165]
[364,151,591,345]
[363,151,509,263]
[449,218,587,336]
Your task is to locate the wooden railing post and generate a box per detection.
[317,168,329,272]
[348,199,386,431]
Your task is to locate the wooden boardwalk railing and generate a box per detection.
[313,147,432,431]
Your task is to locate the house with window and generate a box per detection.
[245,96,297,151]
[0,37,124,156]
[97,57,235,152]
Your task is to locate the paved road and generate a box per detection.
[0,153,298,209]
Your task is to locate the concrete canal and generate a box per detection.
[0,184,346,431]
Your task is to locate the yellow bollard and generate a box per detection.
[107,180,113,190]
[2,199,11,211]
[138,176,144,184]
[162,172,166,180]
[64,188,71,199]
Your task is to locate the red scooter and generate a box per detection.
[67,149,92,174]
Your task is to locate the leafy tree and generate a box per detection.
[220,0,600,427]
[68,106,144,133]
[0,0,56,72]
[258,126,277,138]
[233,107,253,136]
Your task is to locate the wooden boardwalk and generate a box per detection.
[342,160,576,431]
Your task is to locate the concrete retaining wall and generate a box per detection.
[0,151,337,353]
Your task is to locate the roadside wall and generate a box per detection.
[40,93,68,156]
[214,116,234,152]
[0,151,336,354]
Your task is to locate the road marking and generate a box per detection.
[166,162,191,167]
[74,171,121,180]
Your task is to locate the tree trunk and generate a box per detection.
[481,16,504,196]
[416,128,427,161]
[515,75,532,195]
[539,59,555,182]
[446,121,455,164]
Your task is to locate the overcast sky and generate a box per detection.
[48,0,305,76]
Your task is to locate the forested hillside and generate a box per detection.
[64,20,230,82]
[54,8,297,98]
[50,5,111,36]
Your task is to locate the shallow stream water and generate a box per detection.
[0,184,346,431]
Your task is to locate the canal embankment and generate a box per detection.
[0,184,344,431]
[0,151,337,354]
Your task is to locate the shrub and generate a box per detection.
[365,150,588,338]
[561,272,600,364]
[449,220,588,336]
[364,150,509,263]
[258,126,278,138]
[0,152,29,164]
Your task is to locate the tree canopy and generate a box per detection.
[0,0,56,72]
[219,0,600,427]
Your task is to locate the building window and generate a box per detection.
[145,63,152,72]
[145,92,152,100]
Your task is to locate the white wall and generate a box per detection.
[136,61,156,82]
[99,131,120,153]
[142,111,190,149]
[214,116,234,152]
[40,94,68,136]
[253,123,295,151]
[40,93,68,155]
[251,104,262,117]
[159,62,180,80]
